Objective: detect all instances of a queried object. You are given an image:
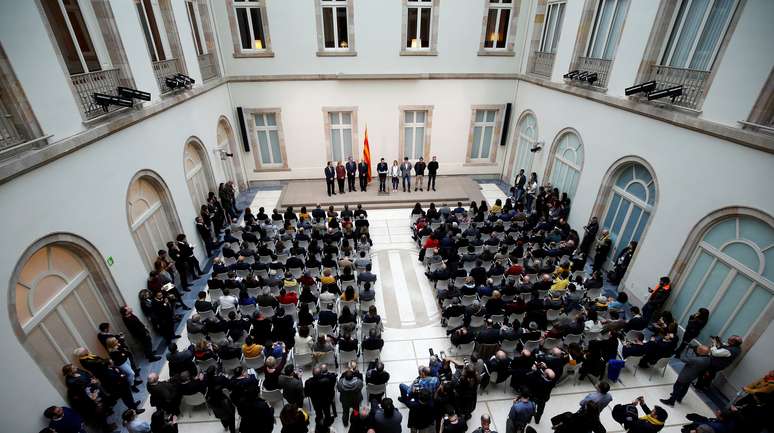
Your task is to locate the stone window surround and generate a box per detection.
[0,43,45,158]
[322,106,359,162]
[542,126,585,185]
[742,67,774,132]
[503,109,538,183]
[314,0,357,57]
[632,0,747,112]
[400,0,441,56]
[155,0,189,74]
[398,105,434,161]
[183,135,218,211]
[224,0,275,58]
[526,0,557,75]
[464,104,505,165]
[241,107,290,172]
[477,0,520,57]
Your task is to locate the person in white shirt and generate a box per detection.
[389,160,400,192]
[584,310,604,333]
[294,325,314,356]
[218,289,238,310]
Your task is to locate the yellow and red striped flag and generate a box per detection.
[363,126,372,182]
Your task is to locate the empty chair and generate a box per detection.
[208,289,224,301]
[558,362,581,386]
[235,269,251,279]
[435,279,450,291]
[360,321,379,337]
[624,355,643,377]
[542,337,562,350]
[260,386,283,406]
[188,332,206,345]
[624,330,643,343]
[446,315,464,329]
[219,306,237,318]
[500,339,518,354]
[360,298,375,312]
[362,348,381,363]
[563,333,583,346]
[338,348,358,365]
[239,304,256,316]
[469,315,485,330]
[520,292,532,302]
[288,267,304,279]
[490,314,505,325]
[584,330,602,343]
[461,294,478,306]
[208,332,229,346]
[523,340,541,352]
[315,350,336,367]
[244,353,266,371]
[490,275,504,286]
[259,305,275,318]
[292,351,313,369]
[316,324,334,337]
[281,303,298,320]
[222,356,243,373]
[510,312,526,324]
[198,309,216,321]
[196,357,218,372]
[647,357,670,380]
[586,288,602,299]
[546,309,562,323]
[246,287,260,297]
[366,382,387,399]
[452,341,475,356]
[303,301,318,314]
[454,276,467,287]
[181,392,209,415]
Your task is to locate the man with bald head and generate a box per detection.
[304,366,336,425]
[661,344,711,406]
[525,361,557,424]
[146,372,181,415]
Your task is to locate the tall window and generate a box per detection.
[600,162,656,268]
[136,0,167,62]
[185,0,206,55]
[319,0,352,51]
[548,131,584,199]
[403,111,427,160]
[403,0,436,53]
[470,109,499,161]
[328,111,354,162]
[660,0,736,71]
[127,175,178,269]
[41,0,102,75]
[482,0,514,49]
[184,140,215,210]
[231,0,270,53]
[671,215,772,343]
[254,112,283,166]
[512,113,537,179]
[586,0,629,59]
[540,1,566,53]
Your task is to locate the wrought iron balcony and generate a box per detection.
[197,52,218,82]
[70,68,122,120]
[0,97,26,152]
[646,64,710,110]
[530,51,555,78]
[575,56,612,88]
[152,58,183,94]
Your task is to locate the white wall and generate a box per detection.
[229,79,517,180]
[605,0,659,97]
[0,86,234,433]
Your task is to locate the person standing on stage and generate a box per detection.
[427,156,439,191]
[346,157,357,192]
[390,160,400,192]
[513,169,526,203]
[377,158,389,192]
[324,162,336,196]
[358,159,369,192]
[336,161,346,194]
[400,157,413,192]
[414,157,426,192]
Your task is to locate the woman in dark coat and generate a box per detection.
[206,366,236,433]
[452,365,480,419]
[674,308,709,356]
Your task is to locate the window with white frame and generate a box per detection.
[470,109,499,160]
[328,112,354,162]
[483,0,514,49]
[40,0,103,75]
[135,0,169,62]
[232,0,268,52]
[539,1,566,53]
[320,0,351,50]
[405,0,433,50]
[586,0,630,59]
[660,0,737,71]
[253,112,283,166]
[185,0,206,55]
[403,110,427,160]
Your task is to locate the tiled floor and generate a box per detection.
[132,187,714,433]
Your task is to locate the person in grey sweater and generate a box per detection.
[660,344,711,406]
[337,369,364,427]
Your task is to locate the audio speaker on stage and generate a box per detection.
[236,107,250,152]
[500,102,512,146]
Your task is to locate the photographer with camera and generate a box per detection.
[523,360,556,424]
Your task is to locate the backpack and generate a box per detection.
[607,359,625,382]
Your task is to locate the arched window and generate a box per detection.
[547,130,584,199]
[127,173,178,269]
[600,161,656,267]
[11,237,124,392]
[217,117,244,191]
[511,113,537,180]
[671,214,773,342]
[184,138,215,210]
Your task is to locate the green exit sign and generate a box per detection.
[106,256,114,266]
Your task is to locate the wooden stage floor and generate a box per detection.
[278,175,487,209]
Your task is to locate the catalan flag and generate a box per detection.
[363,126,372,182]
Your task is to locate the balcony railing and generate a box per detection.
[530,51,556,78]
[153,58,183,94]
[646,65,710,110]
[197,52,218,82]
[0,105,26,151]
[70,68,122,120]
[575,56,612,88]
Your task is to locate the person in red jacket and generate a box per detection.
[643,276,672,322]
[419,234,440,261]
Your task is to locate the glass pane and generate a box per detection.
[626,182,647,202]
[481,126,493,158]
[336,7,348,48]
[407,8,418,47]
[414,127,424,158]
[41,0,86,74]
[323,8,335,48]
[475,110,485,122]
[550,3,566,52]
[329,112,339,125]
[669,0,710,67]
[486,110,496,122]
[690,0,734,70]
[254,114,265,126]
[341,112,352,125]
[236,8,252,49]
[615,165,633,189]
[269,130,282,163]
[143,0,165,60]
[496,9,510,48]
[764,248,774,283]
[187,2,204,55]
[610,198,631,240]
[484,9,497,48]
[722,242,760,272]
[739,216,774,249]
[342,128,353,158]
[405,111,414,123]
[616,206,643,257]
[632,211,650,247]
[603,0,628,59]
[266,113,277,126]
[723,286,771,339]
[404,127,414,158]
[700,273,752,341]
[674,250,713,322]
[258,131,271,164]
[688,260,731,318]
[331,130,342,161]
[543,4,558,52]
[250,7,266,49]
[415,111,426,123]
[64,0,100,72]
[420,7,431,47]
[137,3,158,61]
[590,0,615,58]
[472,126,482,158]
[647,182,656,206]
[603,193,622,229]
[704,218,736,249]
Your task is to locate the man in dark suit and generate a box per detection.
[514,169,526,202]
[147,372,181,415]
[345,156,357,192]
[358,159,369,191]
[592,230,612,273]
[195,216,216,256]
[427,155,439,191]
[324,161,336,196]
[414,157,426,191]
[166,343,197,377]
[120,305,161,361]
[400,157,413,192]
[376,158,388,192]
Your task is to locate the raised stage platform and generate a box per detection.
[278,175,487,209]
